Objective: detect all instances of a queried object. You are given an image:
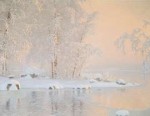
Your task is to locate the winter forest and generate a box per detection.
[0,0,97,78]
[0,0,150,116]
[1,0,150,78]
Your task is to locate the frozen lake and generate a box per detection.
[0,79,150,116]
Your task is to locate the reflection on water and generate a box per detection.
[0,81,150,116]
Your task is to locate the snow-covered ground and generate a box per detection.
[116,110,130,116]
[0,75,139,91]
[0,77,21,90]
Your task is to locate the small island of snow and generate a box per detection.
[0,73,139,91]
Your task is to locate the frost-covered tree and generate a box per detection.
[0,0,33,76]
[46,0,96,79]
[30,0,97,79]
[0,19,8,75]
[0,1,14,76]
[0,0,97,78]
[116,20,150,74]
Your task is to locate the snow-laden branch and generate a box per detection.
[116,20,150,73]
[0,0,98,78]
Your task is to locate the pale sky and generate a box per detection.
[82,0,150,71]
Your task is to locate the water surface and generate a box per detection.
[0,80,150,116]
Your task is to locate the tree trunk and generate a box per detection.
[2,50,7,76]
[72,49,80,78]
[51,61,54,78]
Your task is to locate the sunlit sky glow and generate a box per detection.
[82,0,150,71]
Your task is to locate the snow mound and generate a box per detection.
[23,75,33,79]
[8,75,15,79]
[48,83,64,90]
[116,110,130,116]
[0,79,21,91]
[89,79,97,83]
[116,79,126,85]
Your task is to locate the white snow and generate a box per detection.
[116,110,130,116]
[116,79,126,85]
[0,78,20,91]
[89,79,98,83]
[0,75,139,91]
[23,74,33,79]
[17,78,63,89]
[17,78,139,89]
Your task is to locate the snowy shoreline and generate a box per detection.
[0,76,139,91]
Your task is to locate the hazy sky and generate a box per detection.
[82,0,150,71]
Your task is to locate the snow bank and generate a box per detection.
[0,79,21,91]
[116,79,126,85]
[48,83,64,89]
[89,79,98,83]
[18,78,63,89]
[0,76,139,91]
[57,80,92,89]
[116,110,130,116]
[23,75,33,79]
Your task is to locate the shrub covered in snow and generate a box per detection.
[116,110,130,116]
[89,79,97,83]
[30,73,38,78]
[8,75,15,79]
[0,79,21,91]
[21,74,38,79]
[23,74,33,79]
[116,79,126,85]
[48,83,63,90]
[95,77,102,81]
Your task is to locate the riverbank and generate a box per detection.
[0,76,139,91]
